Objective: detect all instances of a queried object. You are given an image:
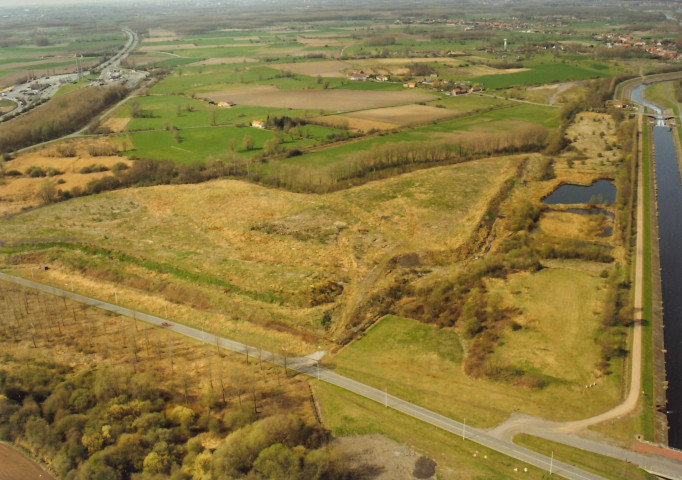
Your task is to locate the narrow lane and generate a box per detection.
[0,271,606,480]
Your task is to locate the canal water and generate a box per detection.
[632,84,682,447]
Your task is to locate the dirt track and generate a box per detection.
[0,443,54,480]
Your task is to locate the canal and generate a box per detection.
[632,84,682,448]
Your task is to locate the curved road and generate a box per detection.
[0,271,606,480]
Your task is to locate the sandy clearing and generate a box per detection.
[334,434,435,480]
[191,57,258,66]
[269,60,351,78]
[344,104,459,125]
[0,443,55,480]
[205,86,436,111]
[102,117,130,132]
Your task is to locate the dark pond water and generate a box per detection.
[651,124,682,448]
[542,180,616,205]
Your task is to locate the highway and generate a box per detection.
[0,271,610,480]
[0,27,141,123]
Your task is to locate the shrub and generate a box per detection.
[79,164,109,174]
[25,166,46,177]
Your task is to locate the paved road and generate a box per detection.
[0,271,606,480]
[1,27,142,124]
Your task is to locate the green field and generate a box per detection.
[330,267,622,428]
[472,63,613,89]
[282,103,559,170]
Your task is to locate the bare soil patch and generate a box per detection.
[205,86,436,111]
[124,54,169,67]
[146,28,179,40]
[313,115,398,132]
[344,104,459,126]
[333,434,436,480]
[0,101,16,114]
[0,443,55,480]
[140,44,200,52]
[296,36,347,47]
[270,60,351,78]
[102,117,130,132]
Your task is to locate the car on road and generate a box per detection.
[161,322,171,327]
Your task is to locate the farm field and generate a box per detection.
[204,86,436,111]
[0,2,663,476]
[282,102,559,169]
[472,63,615,89]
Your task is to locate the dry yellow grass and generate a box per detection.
[139,43,200,52]
[102,117,130,132]
[192,57,258,66]
[2,156,515,353]
[0,138,130,216]
[538,210,613,244]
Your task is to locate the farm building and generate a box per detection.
[375,74,389,82]
[403,82,417,88]
[217,101,235,108]
[346,70,369,81]
[251,120,265,129]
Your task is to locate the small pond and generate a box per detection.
[543,180,616,205]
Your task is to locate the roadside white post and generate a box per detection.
[384,388,388,408]
[317,361,320,381]
[114,291,118,304]
[463,418,466,440]
[550,451,553,475]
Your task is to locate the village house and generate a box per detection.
[251,120,265,129]
[403,81,417,88]
[375,74,389,82]
[217,101,234,108]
